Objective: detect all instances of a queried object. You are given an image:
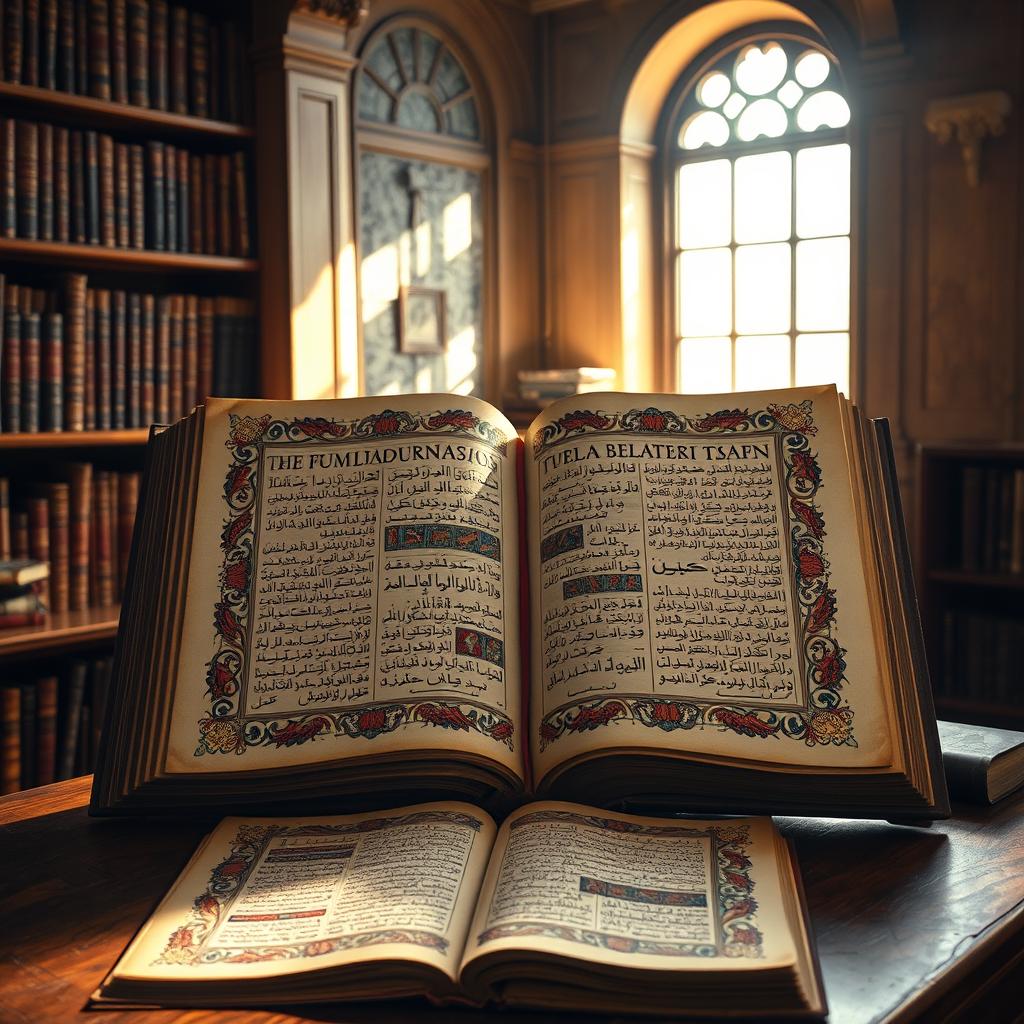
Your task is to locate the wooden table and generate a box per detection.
[2,779,1023,1023]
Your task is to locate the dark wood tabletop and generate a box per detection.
[1,778,1023,1023]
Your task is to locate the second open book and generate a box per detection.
[91,385,948,818]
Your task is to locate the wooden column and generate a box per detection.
[251,0,364,400]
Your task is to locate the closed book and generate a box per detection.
[42,311,63,430]
[110,0,127,102]
[35,675,58,786]
[57,660,86,780]
[140,292,154,422]
[87,0,110,99]
[163,143,176,251]
[62,272,87,431]
[16,120,38,240]
[126,292,140,426]
[57,0,74,92]
[94,288,111,429]
[202,152,216,255]
[92,469,114,605]
[216,153,230,255]
[168,5,186,114]
[232,151,249,256]
[47,480,70,612]
[19,682,36,790]
[148,0,167,111]
[175,146,187,252]
[3,304,21,432]
[4,0,24,85]
[38,123,53,240]
[99,133,115,246]
[187,152,201,252]
[188,10,208,117]
[70,129,85,242]
[116,471,138,594]
[73,0,86,94]
[183,293,197,411]
[114,142,129,247]
[0,119,15,238]
[168,293,183,419]
[128,142,143,248]
[23,0,39,86]
[106,470,118,596]
[10,512,29,559]
[67,461,92,610]
[1,687,19,794]
[155,294,169,422]
[938,720,1024,804]
[126,0,147,106]
[0,610,44,626]
[145,140,164,250]
[26,496,49,606]
[222,19,240,122]
[84,129,99,244]
[197,295,214,401]
[111,290,126,428]
[0,477,9,559]
[20,311,41,432]
[54,125,69,241]
[41,0,58,90]
[0,588,44,613]
[207,21,220,120]
[83,287,95,428]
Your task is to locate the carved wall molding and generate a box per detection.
[924,91,1011,187]
[291,0,369,28]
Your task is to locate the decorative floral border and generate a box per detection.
[157,811,483,966]
[197,408,515,757]
[477,810,760,958]
[536,400,853,751]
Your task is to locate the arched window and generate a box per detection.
[355,22,489,397]
[670,38,851,395]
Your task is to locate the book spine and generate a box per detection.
[140,291,154,422]
[0,118,15,238]
[183,292,197,411]
[106,469,118,597]
[11,509,29,559]
[87,0,110,99]
[155,294,169,421]
[4,1,24,85]
[189,11,208,117]
[57,0,74,92]
[67,461,91,611]
[0,477,9,560]
[47,480,70,612]
[207,21,220,121]
[70,129,85,243]
[35,675,58,787]
[38,122,53,241]
[169,292,183,419]
[74,0,87,95]
[62,272,86,431]
[197,295,214,401]
[19,682,36,790]
[116,470,138,594]
[148,0,166,111]
[26,495,49,605]
[126,292,140,427]
[16,120,39,240]
[84,129,99,244]
[163,143,176,252]
[99,133,115,246]
[128,142,143,248]
[1,688,19,794]
[94,288,111,430]
[222,20,240,123]
[57,661,86,780]
[202,152,216,255]
[217,153,231,256]
[42,311,63,431]
[20,310,40,432]
[114,141,129,247]
[168,4,186,114]
[54,125,69,241]
[188,152,202,253]
[0,610,45,626]
[145,140,164,250]
[94,469,114,605]
[23,0,39,86]
[126,0,148,106]
[3,304,21,432]
[83,286,95,428]
[232,151,249,256]
[110,0,128,103]
[176,146,187,253]
[41,0,58,90]
[112,289,126,428]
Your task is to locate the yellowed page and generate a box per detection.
[526,386,892,778]
[462,801,794,973]
[165,394,522,776]
[106,802,496,985]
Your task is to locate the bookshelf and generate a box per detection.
[916,443,1024,727]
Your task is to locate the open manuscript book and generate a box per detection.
[91,385,948,819]
[94,801,825,1017]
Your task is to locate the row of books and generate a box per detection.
[958,464,1024,574]
[1,0,246,123]
[938,608,1023,706]
[0,463,139,614]
[1,654,112,793]
[0,119,252,256]
[0,273,258,433]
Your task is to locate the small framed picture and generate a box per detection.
[397,285,447,356]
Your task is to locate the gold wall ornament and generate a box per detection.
[924,91,1011,187]
[291,0,369,28]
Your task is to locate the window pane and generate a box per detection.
[734,43,787,96]
[735,242,790,334]
[678,160,731,248]
[796,144,850,237]
[735,335,790,390]
[679,248,732,336]
[796,237,849,331]
[736,98,788,141]
[796,332,849,394]
[734,151,790,243]
[679,337,732,393]
[797,91,851,132]
[680,110,729,149]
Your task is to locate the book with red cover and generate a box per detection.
[99,132,115,246]
[67,462,92,611]
[62,272,87,431]
[155,294,169,422]
[92,468,115,606]
[127,292,141,427]
[16,120,39,240]
[115,142,130,247]
[164,143,176,251]
[1,687,20,795]
[38,122,54,241]
[129,143,144,248]
[232,151,249,256]
[112,290,127,429]
[48,480,70,613]
[0,477,9,560]
[54,125,69,241]
[140,292,155,423]
[175,146,187,253]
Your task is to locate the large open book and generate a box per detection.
[93,800,825,1017]
[90,385,948,819]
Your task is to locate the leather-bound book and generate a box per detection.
[57,660,86,780]
[145,140,164,250]
[140,292,154,423]
[61,272,87,431]
[128,142,143,248]
[196,295,213,402]
[4,1,24,84]
[57,0,74,92]
[94,288,112,430]
[217,152,231,255]
[175,146,187,252]
[114,141,129,247]
[38,122,54,240]
[222,19,240,122]
[87,0,110,99]
[26,495,48,605]
[18,682,36,790]
[83,287,95,428]
[188,10,208,117]
[54,125,69,241]
[232,151,249,256]
[23,0,40,86]
[84,129,99,244]
[69,130,85,242]
[168,5,186,114]
[47,480,70,612]
[111,290,126,428]
[10,509,29,559]
[126,292,141,427]
[35,675,59,786]
[148,0,167,111]
[0,119,15,238]
[42,311,63,431]
[16,120,39,240]
[66,461,92,611]
[207,21,220,120]
[163,143,176,252]
[20,310,41,433]
[41,0,57,90]
[99,132,115,246]
[202,152,215,254]
[0,478,9,559]
[0,688,20,794]
[105,470,118,596]
[116,471,139,594]
[126,0,148,106]
[74,0,87,94]
[110,0,127,102]
[155,294,169,422]
[187,152,201,252]
[3,300,22,432]
[168,293,183,419]
[183,293,197,411]
[93,468,115,606]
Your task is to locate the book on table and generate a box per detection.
[89,384,948,819]
[92,799,826,1018]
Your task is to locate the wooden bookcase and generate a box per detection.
[915,443,1024,727]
